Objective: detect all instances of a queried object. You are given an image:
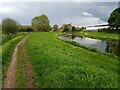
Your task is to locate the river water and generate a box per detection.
[59,34,120,57]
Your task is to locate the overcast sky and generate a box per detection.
[0,1,119,27]
[0,0,119,2]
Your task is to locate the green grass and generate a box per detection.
[0,45,2,89]
[16,45,26,88]
[2,34,26,83]
[25,32,119,88]
[0,25,1,87]
[84,32,120,41]
[60,39,119,58]
[2,32,28,44]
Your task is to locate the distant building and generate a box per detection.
[85,26,110,32]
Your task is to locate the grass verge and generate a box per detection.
[59,39,119,58]
[2,33,27,83]
[0,28,1,88]
[16,45,25,88]
[84,32,120,41]
[25,32,119,88]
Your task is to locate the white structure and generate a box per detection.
[85,26,110,32]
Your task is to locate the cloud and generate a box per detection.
[63,15,107,27]
[0,0,119,2]
[82,12,93,17]
[0,2,118,26]
[0,6,18,14]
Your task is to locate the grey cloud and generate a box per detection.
[0,2,118,26]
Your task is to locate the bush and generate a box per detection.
[99,28,120,33]
[19,26,34,32]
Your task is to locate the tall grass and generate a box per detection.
[25,32,119,88]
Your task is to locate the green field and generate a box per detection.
[24,32,119,88]
[84,32,120,40]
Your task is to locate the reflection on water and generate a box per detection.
[105,41,120,57]
[59,34,120,57]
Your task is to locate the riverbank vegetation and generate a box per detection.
[24,32,119,88]
[82,32,120,41]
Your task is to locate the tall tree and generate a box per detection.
[31,15,50,32]
[53,24,58,31]
[72,26,76,32]
[2,18,19,35]
[108,8,120,29]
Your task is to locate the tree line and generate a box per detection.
[2,7,120,35]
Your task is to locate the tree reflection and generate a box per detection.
[105,40,120,57]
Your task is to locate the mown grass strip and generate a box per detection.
[85,32,120,41]
[16,45,25,88]
[25,32,119,88]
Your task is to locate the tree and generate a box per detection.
[53,24,58,31]
[108,8,120,29]
[63,25,69,32]
[31,15,50,32]
[2,18,19,35]
[72,26,76,32]
[19,25,34,32]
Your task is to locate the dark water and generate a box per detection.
[59,34,120,57]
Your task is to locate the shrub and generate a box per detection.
[19,25,34,32]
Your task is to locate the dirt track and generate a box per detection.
[3,36,30,88]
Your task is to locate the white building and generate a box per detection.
[85,26,110,32]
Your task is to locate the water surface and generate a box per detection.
[59,34,120,57]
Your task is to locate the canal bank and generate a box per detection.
[58,34,120,57]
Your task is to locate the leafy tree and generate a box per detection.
[31,15,50,32]
[72,26,76,31]
[53,24,58,31]
[2,18,19,35]
[19,25,34,32]
[63,25,69,32]
[108,8,120,29]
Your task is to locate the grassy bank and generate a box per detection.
[2,33,27,83]
[60,39,119,57]
[2,32,28,44]
[0,45,2,88]
[84,32,120,41]
[25,32,119,88]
